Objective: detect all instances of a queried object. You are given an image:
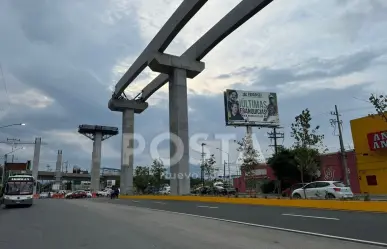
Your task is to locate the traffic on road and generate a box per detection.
[0,175,35,208]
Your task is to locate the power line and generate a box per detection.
[0,138,48,145]
[267,127,284,155]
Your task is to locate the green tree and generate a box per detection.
[134,166,152,193]
[293,146,320,182]
[202,154,216,181]
[290,108,325,149]
[237,131,260,196]
[0,165,3,185]
[150,159,166,189]
[369,93,387,122]
[190,177,202,188]
[268,148,299,182]
[290,109,325,196]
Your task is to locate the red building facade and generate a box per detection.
[233,150,360,193]
[233,164,276,192]
[319,151,360,193]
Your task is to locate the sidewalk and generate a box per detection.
[356,194,387,201]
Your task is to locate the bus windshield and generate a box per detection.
[5,181,34,195]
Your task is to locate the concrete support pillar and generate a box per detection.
[169,68,190,195]
[108,99,148,195]
[90,132,102,192]
[32,137,41,194]
[55,150,63,185]
[121,109,134,195]
[147,52,205,195]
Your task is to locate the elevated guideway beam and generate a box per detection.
[140,0,273,101]
[113,0,208,98]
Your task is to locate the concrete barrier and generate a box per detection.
[119,195,387,213]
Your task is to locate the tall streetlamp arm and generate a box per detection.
[0,123,25,129]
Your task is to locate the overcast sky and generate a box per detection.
[0,0,386,174]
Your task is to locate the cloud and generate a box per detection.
[0,0,386,175]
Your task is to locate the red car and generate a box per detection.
[65,191,87,199]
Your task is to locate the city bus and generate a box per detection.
[2,175,35,208]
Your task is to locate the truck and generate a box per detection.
[1,174,35,208]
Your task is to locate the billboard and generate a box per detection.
[106,180,116,188]
[224,90,279,127]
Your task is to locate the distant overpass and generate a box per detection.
[37,167,120,181]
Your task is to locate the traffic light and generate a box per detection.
[27,160,31,170]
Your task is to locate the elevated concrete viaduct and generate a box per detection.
[109,0,274,195]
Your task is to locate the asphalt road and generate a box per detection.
[92,198,387,246]
[0,199,385,249]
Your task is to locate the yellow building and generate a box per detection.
[350,115,387,194]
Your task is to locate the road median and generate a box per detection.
[119,195,387,213]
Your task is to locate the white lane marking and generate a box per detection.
[154,201,166,204]
[132,200,140,203]
[282,213,339,221]
[197,205,218,209]
[130,206,387,247]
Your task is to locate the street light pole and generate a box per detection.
[201,143,206,186]
[216,147,231,185]
[227,152,230,185]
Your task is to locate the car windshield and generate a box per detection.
[5,181,33,195]
[333,182,346,187]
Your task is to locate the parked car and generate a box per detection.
[292,181,354,199]
[282,183,308,197]
[159,186,170,195]
[65,191,87,199]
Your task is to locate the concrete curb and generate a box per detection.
[119,195,387,213]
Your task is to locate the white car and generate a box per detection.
[159,186,170,195]
[97,189,110,197]
[292,181,354,199]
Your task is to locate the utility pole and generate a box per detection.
[267,127,284,155]
[330,105,350,186]
[201,143,206,186]
[223,160,226,181]
[1,154,7,186]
